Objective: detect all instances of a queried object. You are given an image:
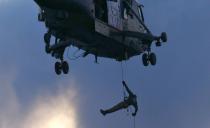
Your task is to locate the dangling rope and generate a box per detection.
[120,62,125,81]
[120,61,126,100]
[120,61,130,115]
[133,116,136,128]
[121,61,136,128]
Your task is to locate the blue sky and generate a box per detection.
[0,0,210,128]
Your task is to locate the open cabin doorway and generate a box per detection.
[94,0,108,23]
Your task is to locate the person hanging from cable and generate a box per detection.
[100,81,138,116]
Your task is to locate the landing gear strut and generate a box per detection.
[53,47,69,75]
[44,31,51,54]
[43,30,70,75]
[156,32,167,47]
[142,32,167,66]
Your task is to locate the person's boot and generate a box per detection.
[100,109,106,116]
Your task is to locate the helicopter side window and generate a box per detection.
[94,0,108,23]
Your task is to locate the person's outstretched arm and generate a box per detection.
[122,81,134,96]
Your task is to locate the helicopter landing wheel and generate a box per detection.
[149,53,157,66]
[55,62,62,75]
[142,53,149,66]
[62,61,69,74]
[161,32,167,42]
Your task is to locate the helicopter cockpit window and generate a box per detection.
[94,0,108,23]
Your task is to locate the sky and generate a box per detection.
[0,0,210,128]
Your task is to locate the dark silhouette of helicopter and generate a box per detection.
[34,0,167,75]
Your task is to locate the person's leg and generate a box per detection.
[101,101,128,116]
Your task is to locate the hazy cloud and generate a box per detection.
[22,83,79,128]
[0,71,80,128]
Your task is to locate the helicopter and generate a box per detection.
[34,0,167,75]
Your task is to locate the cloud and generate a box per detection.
[0,71,79,128]
[22,83,79,128]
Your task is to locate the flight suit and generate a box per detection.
[100,81,138,116]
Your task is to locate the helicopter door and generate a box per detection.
[107,0,122,30]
